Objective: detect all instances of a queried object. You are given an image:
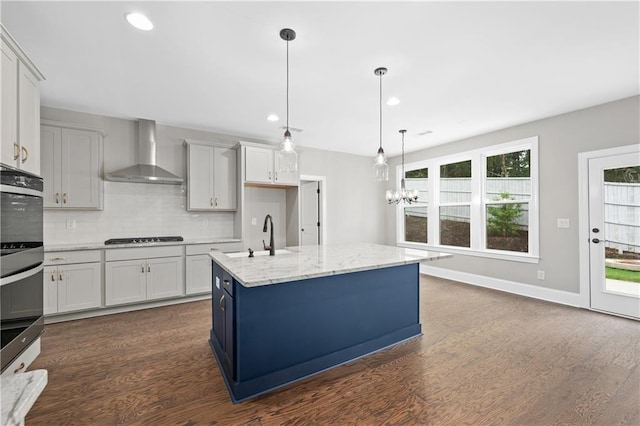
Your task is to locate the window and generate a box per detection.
[397,137,539,262]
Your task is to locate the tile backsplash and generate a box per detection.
[44,182,235,244]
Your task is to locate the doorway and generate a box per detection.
[580,145,639,319]
[299,175,326,246]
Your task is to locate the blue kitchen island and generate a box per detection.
[209,243,450,403]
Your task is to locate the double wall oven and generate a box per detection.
[1,164,44,373]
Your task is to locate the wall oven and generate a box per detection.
[1,164,44,373]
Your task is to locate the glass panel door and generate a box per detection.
[589,153,640,318]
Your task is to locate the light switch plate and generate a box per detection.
[557,218,570,228]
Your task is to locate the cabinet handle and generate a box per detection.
[210,197,214,207]
[63,193,68,204]
[220,294,225,312]
[141,263,145,273]
[59,270,64,281]
[21,146,28,163]
[147,264,151,272]
[51,270,56,281]
[275,171,278,181]
[268,171,272,180]
[13,143,19,160]
[49,256,66,261]
[55,193,60,204]
[214,197,218,207]
[13,362,25,374]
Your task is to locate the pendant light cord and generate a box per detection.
[401,131,405,178]
[379,72,383,150]
[286,39,290,132]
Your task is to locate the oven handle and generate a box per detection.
[0,263,44,287]
[0,184,43,198]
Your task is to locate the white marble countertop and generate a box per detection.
[1,370,47,426]
[209,242,452,287]
[45,237,242,252]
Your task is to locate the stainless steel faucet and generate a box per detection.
[262,214,275,256]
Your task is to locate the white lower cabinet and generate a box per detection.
[44,251,101,315]
[185,242,242,295]
[105,246,184,307]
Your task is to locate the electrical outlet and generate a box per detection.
[251,217,257,226]
[537,270,545,280]
[66,219,76,229]
[557,218,570,228]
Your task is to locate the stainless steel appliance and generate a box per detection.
[104,236,184,245]
[1,164,45,373]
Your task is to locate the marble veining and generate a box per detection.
[1,370,48,426]
[210,243,452,287]
[45,238,242,252]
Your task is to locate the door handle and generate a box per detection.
[21,146,28,163]
[592,238,600,244]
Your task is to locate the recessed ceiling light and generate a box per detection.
[386,97,400,106]
[418,130,433,136]
[267,114,279,122]
[126,12,153,31]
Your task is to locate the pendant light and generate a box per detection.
[373,67,389,181]
[386,130,419,204]
[278,28,298,173]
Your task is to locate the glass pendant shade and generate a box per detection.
[279,130,298,172]
[374,148,389,181]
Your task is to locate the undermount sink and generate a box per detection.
[226,249,293,258]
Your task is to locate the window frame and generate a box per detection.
[396,136,539,263]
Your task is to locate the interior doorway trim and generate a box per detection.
[300,174,327,245]
[578,144,639,311]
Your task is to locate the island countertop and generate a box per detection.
[209,242,451,287]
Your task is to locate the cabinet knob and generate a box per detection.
[13,362,25,374]
[49,256,66,261]
[223,279,230,287]
[21,146,29,163]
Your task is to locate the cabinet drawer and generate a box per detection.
[105,245,183,261]
[45,250,101,265]
[1,338,40,377]
[186,242,242,256]
[221,271,234,297]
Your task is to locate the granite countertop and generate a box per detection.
[1,370,47,426]
[45,237,242,252]
[209,242,452,287]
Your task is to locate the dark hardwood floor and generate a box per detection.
[27,276,639,425]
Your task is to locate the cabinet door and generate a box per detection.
[17,62,40,175]
[57,263,101,313]
[43,266,59,315]
[1,40,18,168]
[41,125,62,208]
[185,254,212,295]
[146,256,184,300]
[213,146,237,210]
[105,260,147,306]
[187,143,215,210]
[245,146,273,183]
[274,152,299,185]
[60,128,101,208]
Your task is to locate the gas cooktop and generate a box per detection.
[104,236,184,245]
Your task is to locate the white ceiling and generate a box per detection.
[2,1,638,157]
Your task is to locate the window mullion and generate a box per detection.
[471,153,483,250]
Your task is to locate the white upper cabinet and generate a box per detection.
[1,26,45,175]
[186,141,237,211]
[41,122,104,210]
[243,144,299,186]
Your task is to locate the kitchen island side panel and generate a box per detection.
[209,260,422,402]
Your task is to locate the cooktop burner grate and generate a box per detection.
[104,236,184,245]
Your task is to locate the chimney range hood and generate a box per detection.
[105,119,183,185]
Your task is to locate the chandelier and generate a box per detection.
[386,130,419,204]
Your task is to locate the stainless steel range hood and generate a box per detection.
[105,119,183,185]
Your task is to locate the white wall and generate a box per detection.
[41,106,387,246]
[384,95,640,294]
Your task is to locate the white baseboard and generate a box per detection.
[420,265,585,308]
